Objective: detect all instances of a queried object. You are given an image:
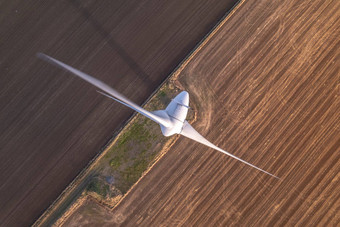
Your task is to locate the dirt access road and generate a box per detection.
[63,0,339,225]
[0,0,238,226]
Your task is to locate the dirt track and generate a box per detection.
[0,0,238,226]
[63,0,339,225]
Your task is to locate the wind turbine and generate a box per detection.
[37,53,278,179]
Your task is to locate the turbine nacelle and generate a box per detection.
[153,91,189,137]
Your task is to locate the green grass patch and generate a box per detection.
[86,178,108,197]
[109,156,121,170]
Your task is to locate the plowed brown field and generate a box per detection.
[63,0,339,225]
[0,0,238,226]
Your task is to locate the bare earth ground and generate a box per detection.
[0,0,238,226]
[63,0,339,226]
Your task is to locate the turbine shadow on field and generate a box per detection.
[69,0,154,89]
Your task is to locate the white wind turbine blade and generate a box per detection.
[37,53,172,128]
[180,121,279,179]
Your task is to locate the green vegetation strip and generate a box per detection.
[86,83,182,198]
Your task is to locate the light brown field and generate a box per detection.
[63,0,339,226]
